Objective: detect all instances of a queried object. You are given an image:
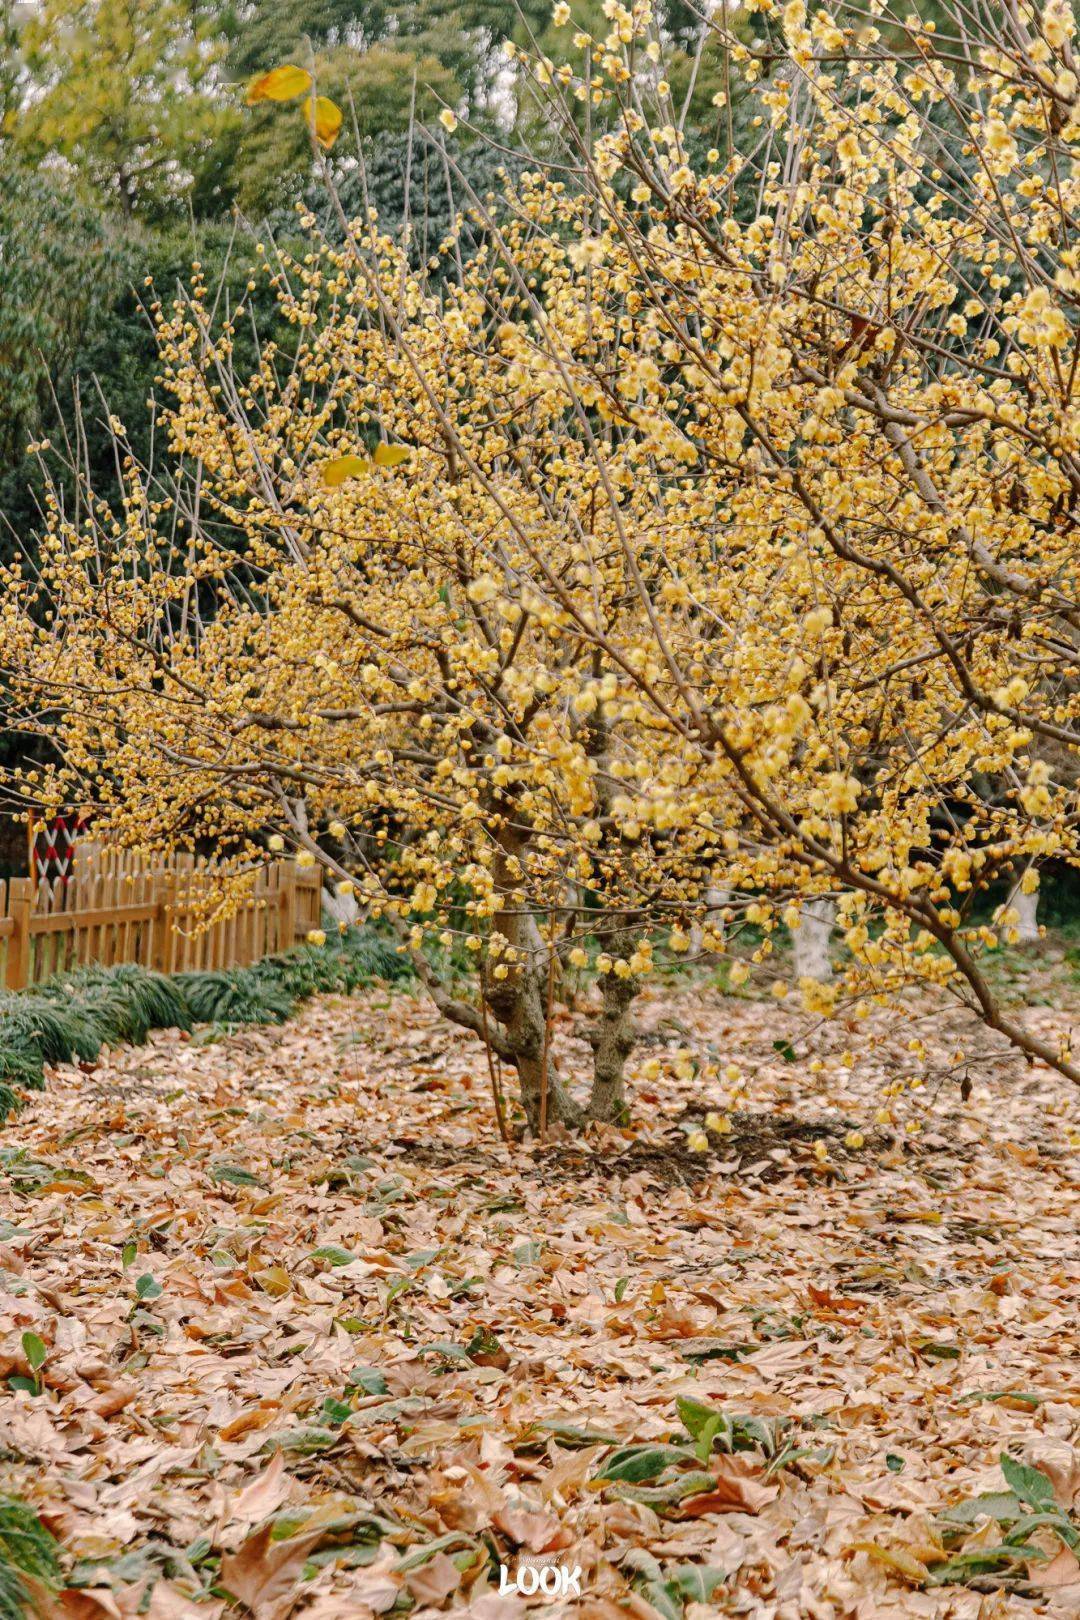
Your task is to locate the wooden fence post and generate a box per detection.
[151,874,176,976]
[277,861,297,951]
[6,878,32,991]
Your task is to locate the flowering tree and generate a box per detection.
[2,0,1079,1130]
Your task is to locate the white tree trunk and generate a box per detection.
[691,886,729,954]
[324,884,359,928]
[792,897,835,981]
[1009,882,1040,944]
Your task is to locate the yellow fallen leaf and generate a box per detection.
[849,1542,929,1584]
[254,1265,292,1297]
[373,442,410,468]
[322,454,370,486]
[306,94,343,149]
[246,64,312,104]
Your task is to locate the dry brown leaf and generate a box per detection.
[404,1551,462,1606]
[6,975,1080,1617]
[85,1383,137,1418]
[679,1454,779,1516]
[848,1542,931,1584]
[492,1503,569,1551]
[219,1524,325,1620]
[230,1452,293,1523]
[59,1592,125,1620]
[1032,1545,1080,1589]
[141,1585,224,1620]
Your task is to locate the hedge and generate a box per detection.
[0,927,410,1121]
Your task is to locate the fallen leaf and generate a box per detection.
[680,1455,779,1516]
[492,1503,568,1551]
[220,1523,325,1620]
[1032,1545,1080,1589]
[230,1452,293,1524]
[848,1542,930,1584]
[86,1383,137,1418]
[405,1551,462,1606]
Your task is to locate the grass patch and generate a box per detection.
[0,927,410,1121]
[0,1495,61,1619]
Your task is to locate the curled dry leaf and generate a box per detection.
[679,1455,780,1517]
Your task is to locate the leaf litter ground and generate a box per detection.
[0,965,1078,1619]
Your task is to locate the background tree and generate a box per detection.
[12,0,237,218]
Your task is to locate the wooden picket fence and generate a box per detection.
[0,844,323,990]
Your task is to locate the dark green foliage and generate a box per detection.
[0,1496,61,1620]
[0,157,123,468]
[47,965,193,1046]
[0,928,409,1121]
[314,134,524,275]
[174,967,297,1026]
[260,928,409,1000]
[0,998,96,1081]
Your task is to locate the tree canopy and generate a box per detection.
[4,0,1079,1127]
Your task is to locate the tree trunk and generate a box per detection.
[690,885,729,956]
[1008,878,1040,944]
[584,921,641,1121]
[587,964,637,1122]
[792,896,835,981]
[488,837,582,1134]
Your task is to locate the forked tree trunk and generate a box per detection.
[486,949,582,1134]
[792,896,835,981]
[585,923,641,1122]
[588,970,637,1122]
[488,836,582,1134]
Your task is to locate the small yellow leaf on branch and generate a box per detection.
[322,454,370,486]
[373,443,410,468]
[246,65,313,104]
[307,94,343,148]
